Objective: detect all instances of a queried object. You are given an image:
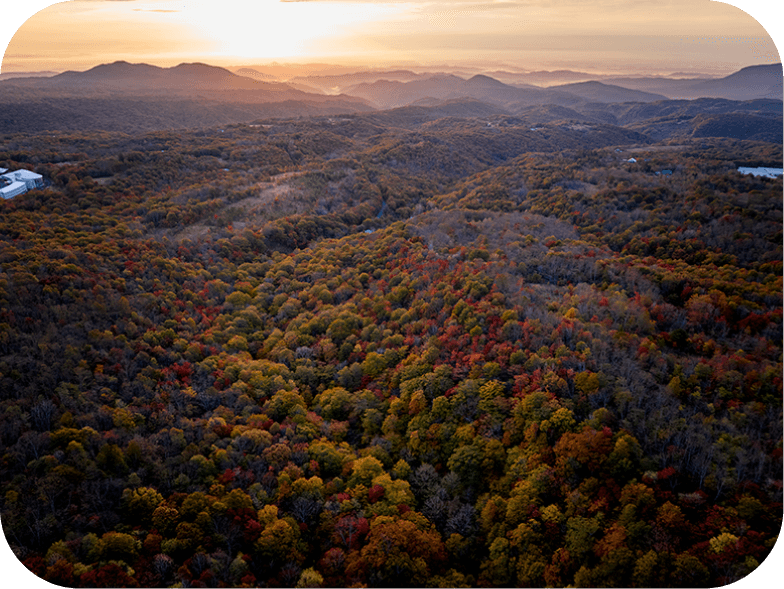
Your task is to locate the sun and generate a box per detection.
[184,0,406,61]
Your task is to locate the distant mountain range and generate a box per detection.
[3,61,367,102]
[0,71,59,81]
[0,60,779,140]
[341,73,589,110]
[4,60,779,104]
[339,64,781,109]
[43,61,265,91]
[233,67,278,82]
[603,64,783,101]
[489,69,607,86]
[0,61,374,132]
[285,70,426,94]
[685,63,783,100]
[528,81,668,104]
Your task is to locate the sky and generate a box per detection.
[0,1,781,76]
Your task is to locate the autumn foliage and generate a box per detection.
[0,113,781,587]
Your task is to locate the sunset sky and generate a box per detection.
[0,1,781,76]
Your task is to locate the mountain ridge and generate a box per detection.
[39,60,293,92]
[604,63,782,100]
[543,80,669,103]
[1,61,779,137]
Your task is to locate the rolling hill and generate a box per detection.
[605,63,782,100]
[342,73,586,110]
[286,70,425,94]
[687,63,783,100]
[517,97,784,143]
[546,81,668,103]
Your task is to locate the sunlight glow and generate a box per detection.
[183,1,407,60]
[1,1,779,74]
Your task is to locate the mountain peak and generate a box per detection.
[170,62,238,77]
[54,61,164,81]
[82,61,149,72]
[172,62,227,71]
[466,74,506,87]
[724,62,782,81]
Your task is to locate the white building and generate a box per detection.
[738,166,784,179]
[0,180,27,199]
[0,168,43,199]
[4,169,43,189]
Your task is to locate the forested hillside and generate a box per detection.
[0,102,782,587]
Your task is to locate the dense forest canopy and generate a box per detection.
[0,69,782,588]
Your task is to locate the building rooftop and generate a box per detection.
[0,181,27,199]
[5,169,42,181]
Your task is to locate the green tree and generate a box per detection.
[446,443,483,489]
[121,486,164,526]
[99,531,140,563]
[348,455,385,488]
